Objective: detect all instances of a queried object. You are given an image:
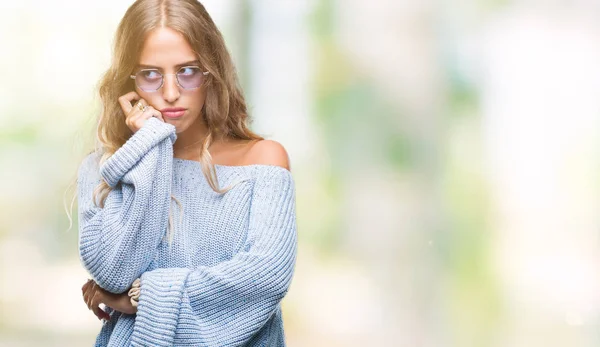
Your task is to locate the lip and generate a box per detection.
[161,107,187,119]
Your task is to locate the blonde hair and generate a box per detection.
[66,0,263,241]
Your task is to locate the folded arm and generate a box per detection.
[131,166,298,347]
[77,118,177,293]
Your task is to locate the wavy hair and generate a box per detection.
[66,0,263,241]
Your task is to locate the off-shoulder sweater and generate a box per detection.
[77,117,298,346]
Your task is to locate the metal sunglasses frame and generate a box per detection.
[130,66,210,92]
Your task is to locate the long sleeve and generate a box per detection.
[130,166,298,347]
[77,117,177,293]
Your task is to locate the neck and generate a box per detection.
[172,117,208,155]
[172,117,227,158]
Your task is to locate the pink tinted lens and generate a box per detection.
[177,67,204,89]
[136,70,162,91]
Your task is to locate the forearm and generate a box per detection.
[79,164,172,292]
[130,165,297,346]
[78,118,177,293]
[106,290,138,315]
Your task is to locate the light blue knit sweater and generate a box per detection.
[77,117,298,346]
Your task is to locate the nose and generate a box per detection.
[162,73,180,103]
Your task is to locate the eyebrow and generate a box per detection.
[136,60,201,70]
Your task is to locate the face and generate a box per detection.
[135,27,207,134]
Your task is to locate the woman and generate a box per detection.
[77,0,297,346]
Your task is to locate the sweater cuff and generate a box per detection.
[99,117,177,187]
[131,268,190,347]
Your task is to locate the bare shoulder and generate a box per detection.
[244,140,291,171]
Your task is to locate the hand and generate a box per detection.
[82,279,137,321]
[118,91,164,133]
[82,279,110,321]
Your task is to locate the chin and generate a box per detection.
[163,116,180,125]
[170,121,189,134]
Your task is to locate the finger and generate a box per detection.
[85,289,93,309]
[91,290,102,310]
[82,279,91,294]
[148,106,165,123]
[133,106,161,128]
[130,101,150,124]
[118,91,141,113]
[84,278,93,288]
[92,306,108,320]
[86,283,98,309]
[128,99,147,120]
[91,302,110,321]
[145,106,164,122]
[129,101,156,130]
[118,91,141,115]
[133,98,148,115]
[83,284,92,307]
[90,290,110,321]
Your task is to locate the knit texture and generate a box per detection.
[77,117,297,346]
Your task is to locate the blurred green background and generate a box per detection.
[1,0,599,346]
